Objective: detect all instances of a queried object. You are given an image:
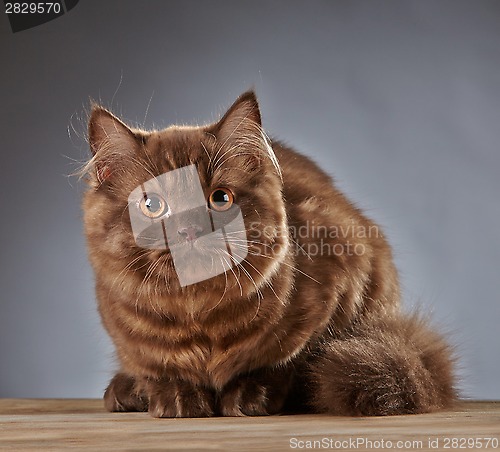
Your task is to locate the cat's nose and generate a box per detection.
[178,224,203,242]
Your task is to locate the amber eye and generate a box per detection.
[209,188,234,212]
[139,194,168,219]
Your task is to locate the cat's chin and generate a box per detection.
[142,235,289,301]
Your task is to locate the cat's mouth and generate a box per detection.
[170,237,233,260]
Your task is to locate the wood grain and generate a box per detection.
[0,399,498,451]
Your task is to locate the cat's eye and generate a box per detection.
[208,188,234,212]
[139,194,168,219]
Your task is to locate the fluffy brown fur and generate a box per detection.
[82,91,456,417]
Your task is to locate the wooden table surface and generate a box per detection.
[0,399,499,451]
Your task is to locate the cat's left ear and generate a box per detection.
[210,91,282,180]
[87,106,139,184]
[212,91,262,141]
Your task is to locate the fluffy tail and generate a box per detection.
[308,312,457,416]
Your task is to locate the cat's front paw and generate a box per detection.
[104,373,147,412]
[219,377,269,416]
[146,378,215,418]
[219,368,292,416]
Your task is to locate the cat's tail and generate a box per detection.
[308,311,457,416]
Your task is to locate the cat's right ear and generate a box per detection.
[87,106,138,185]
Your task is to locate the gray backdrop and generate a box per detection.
[1,0,499,400]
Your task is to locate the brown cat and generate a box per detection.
[82,91,455,417]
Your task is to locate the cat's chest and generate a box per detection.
[167,322,289,389]
[157,321,274,389]
[115,310,252,385]
[106,296,286,388]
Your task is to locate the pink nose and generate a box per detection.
[178,225,202,242]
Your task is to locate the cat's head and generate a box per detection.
[83,91,289,311]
